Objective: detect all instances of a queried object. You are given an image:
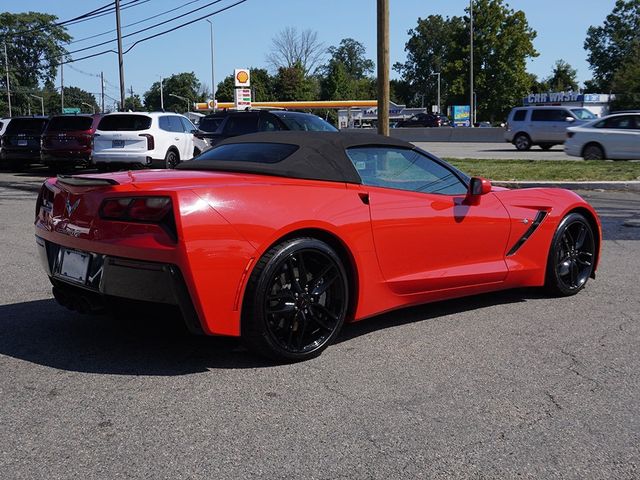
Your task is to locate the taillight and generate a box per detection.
[567,131,575,139]
[100,196,172,223]
[139,133,154,150]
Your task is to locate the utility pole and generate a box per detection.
[60,57,64,112]
[115,0,126,111]
[159,75,164,110]
[469,0,474,127]
[206,19,215,100]
[100,71,105,113]
[377,0,389,136]
[3,43,11,116]
[431,72,441,114]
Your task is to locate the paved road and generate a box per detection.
[0,174,639,478]
[414,142,575,160]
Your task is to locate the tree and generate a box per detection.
[143,72,203,112]
[326,38,374,79]
[584,0,640,91]
[320,38,376,101]
[43,86,98,115]
[0,12,71,116]
[545,60,579,92]
[266,27,325,76]
[273,63,317,101]
[124,94,143,111]
[610,43,640,109]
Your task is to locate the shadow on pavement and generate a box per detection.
[0,289,544,376]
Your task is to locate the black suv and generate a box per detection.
[1,116,49,170]
[196,110,337,147]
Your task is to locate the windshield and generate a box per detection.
[6,118,48,134]
[98,114,151,131]
[275,113,337,132]
[199,116,225,133]
[571,108,597,120]
[47,116,93,132]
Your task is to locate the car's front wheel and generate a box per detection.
[242,237,349,361]
[514,133,532,151]
[545,213,596,296]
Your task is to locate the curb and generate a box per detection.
[493,181,640,192]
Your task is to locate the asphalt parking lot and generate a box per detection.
[0,169,639,479]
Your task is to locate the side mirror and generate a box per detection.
[469,177,492,196]
[565,116,575,122]
[191,129,199,134]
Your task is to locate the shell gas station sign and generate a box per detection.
[234,68,251,109]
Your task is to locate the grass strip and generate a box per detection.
[445,159,640,182]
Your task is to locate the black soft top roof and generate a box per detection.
[176,131,417,183]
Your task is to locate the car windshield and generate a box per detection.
[274,113,337,132]
[5,118,48,134]
[199,116,225,132]
[47,116,93,131]
[188,142,299,164]
[571,108,597,120]
[98,114,152,131]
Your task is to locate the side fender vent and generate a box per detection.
[507,210,548,256]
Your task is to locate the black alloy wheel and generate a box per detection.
[545,213,596,296]
[242,238,349,361]
[165,149,179,169]
[514,133,532,151]
[583,144,605,160]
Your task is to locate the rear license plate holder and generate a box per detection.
[112,139,125,148]
[58,249,90,284]
[17,139,28,146]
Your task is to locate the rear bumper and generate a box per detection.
[563,141,582,157]
[1,148,41,161]
[93,151,154,165]
[36,236,204,334]
[41,150,92,164]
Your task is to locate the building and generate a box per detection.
[523,92,613,117]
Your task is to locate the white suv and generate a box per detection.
[92,112,207,170]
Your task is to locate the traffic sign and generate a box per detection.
[63,107,81,114]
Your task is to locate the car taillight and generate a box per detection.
[100,196,172,223]
[567,131,575,139]
[139,133,154,150]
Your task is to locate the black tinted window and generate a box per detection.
[47,116,93,132]
[98,114,151,131]
[273,113,337,132]
[167,116,184,132]
[6,118,48,134]
[531,109,567,122]
[224,114,259,135]
[346,147,467,195]
[603,116,637,129]
[199,116,224,132]
[192,142,298,163]
[513,110,526,121]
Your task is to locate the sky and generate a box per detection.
[3,0,618,107]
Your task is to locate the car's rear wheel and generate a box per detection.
[165,149,179,169]
[583,144,605,160]
[545,213,596,296]
[514,133,532,151]
[242,237,349,361]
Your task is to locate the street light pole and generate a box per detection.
[470,0,474,127]
[82,102,95,114]
[159,75,164,110]
[30,94,44,115]
[3,42,11,116]
[431,72,441,114]
[206,19,215,100]
[169,93,191,113]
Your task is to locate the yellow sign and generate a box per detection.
[234,68,250,87]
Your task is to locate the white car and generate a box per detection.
[565,113,640,160]
[92,112,207,170]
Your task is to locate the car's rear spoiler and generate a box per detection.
[56,175,119,187]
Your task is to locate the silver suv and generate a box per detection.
[505,106,597,151]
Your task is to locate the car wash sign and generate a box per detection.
[234,68,251,109]
[525,92,584,105]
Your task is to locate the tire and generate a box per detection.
[540,143,554,151]
[165,149,179,169]
[242,237,349,361]
[583,144,604,160]
[514,133,532,151]
[545,213,596,296]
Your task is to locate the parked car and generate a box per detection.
[564,113,640,160]
[0,116,49,171]
[36,131,601,361]
[504,106,598,151]
[41,114,102,172]
[196,110,337,147]
[395,113,451,128]
[92,112,207,170]
[0,117,11,165]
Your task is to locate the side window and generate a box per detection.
[168,116,185,132]
[159,116,170,131]
[513,110,527,121]
[258,114,281,132]
[224,114,258,135]
[345,147,468,195]
[531,110,565,122]
[551,109,570,121]
[180,116,196,132]
[604,116,634,129]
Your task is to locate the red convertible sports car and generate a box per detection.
[35,132,601,361]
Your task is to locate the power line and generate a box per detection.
[69,0,204,45]
[68,0,225,55]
